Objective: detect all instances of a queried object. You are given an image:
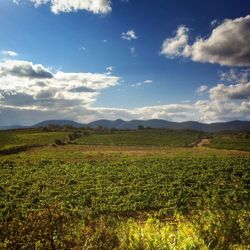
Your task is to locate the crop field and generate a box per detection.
[208,133,250,151]
[0,129,250,249]
[76,129,203,146]
[0,130,68,152]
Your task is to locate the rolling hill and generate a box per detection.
[1,119,250,132]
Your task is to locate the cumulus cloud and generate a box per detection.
[0,59,120,125]
[161,15,250,66]
[121,30,138,41]
[210,69,250,100]
[1,50,18,57]
[195,69,250,122]
[13,0,112,14]
[161,26,189,58]
[0,60,53,79]
[195,99,250,122]
[209,82,250,100]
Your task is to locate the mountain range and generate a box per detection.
[1,119,250,133]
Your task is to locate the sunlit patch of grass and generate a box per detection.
[118,217,208,250]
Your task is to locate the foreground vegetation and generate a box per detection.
[0,128,249,249]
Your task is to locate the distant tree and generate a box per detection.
[48,124,62,131]
[63,125,73,131]
[137,125,144,130]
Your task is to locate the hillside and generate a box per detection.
[1,119,250,132]
[32,120,84,128]
[88,119,250,132]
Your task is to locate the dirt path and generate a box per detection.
[196,138,210,147]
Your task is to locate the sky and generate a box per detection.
[0,0,250,125]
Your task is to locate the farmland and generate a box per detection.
[208,132,250,151]
[75,129,203,147]
[0,128,249,249]
[0,129,69,153]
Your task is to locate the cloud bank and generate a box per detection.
[0,59,120,125]
[1,60,250,125]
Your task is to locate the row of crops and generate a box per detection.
[0,156,248,214]
[0,150,249,249]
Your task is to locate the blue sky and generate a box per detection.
[0,0,250,125]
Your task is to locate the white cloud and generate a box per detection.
[144,80,153,84]
[161,26,189,58]
[87,103,197,122]
[195,70,250,122]
[121,30,138,41]
[106,66,113,72]
[196,85,208,95]
[210,69,250,100]
[1,50,18,57]
[210,19,219,27]
[105,66,114,76]
[131,80,153,87]
[0,59,120,124]
[219,69,249,84]
[0,60,53,79]
[209,82,250,100]
[195,99,250,123]
[161,15,250,66]
[13,0,112,14]
[30,0,49,7]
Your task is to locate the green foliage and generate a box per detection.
[1,155,248,215]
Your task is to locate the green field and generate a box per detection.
[208,133,250,151]
[0,129,250,249]
[0,130,68,151]
[76,129,202,146]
